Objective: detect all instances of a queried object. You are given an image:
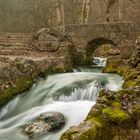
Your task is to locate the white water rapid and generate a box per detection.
[0,58,123,140]
[93,57,107,67]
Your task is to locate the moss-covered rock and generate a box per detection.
[118,89,136,97]
[133,105,140,119]
[60,121,102,140]
[102,108,130,123]
[0,76,33,107]
[103,57,123,74]
[103,55,140,89]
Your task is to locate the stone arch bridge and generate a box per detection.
[0,23,140,59]
[65,22,140,57]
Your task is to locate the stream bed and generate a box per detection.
[0,58,124,140]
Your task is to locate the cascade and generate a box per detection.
[0,58,123,140]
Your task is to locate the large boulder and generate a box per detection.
[30,28,74,53]
[24,112,65,138]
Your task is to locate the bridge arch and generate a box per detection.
[86,37,117,57]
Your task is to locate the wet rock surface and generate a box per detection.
[24,112,65,138]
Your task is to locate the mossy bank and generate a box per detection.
[60,54,140,140]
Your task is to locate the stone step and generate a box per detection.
[0,32,32,50]
[0,34,32,36]
[0,45,27,48]
[0,37,31,41]
[0,39,31,44]
[0,42,28,47]
[0,50,30,56]
[0,32,32,37]
[0,40,30,44]
[0,46,28,50]
[0,34,32,37]
[0,36,31,39]
[0,39,30,42]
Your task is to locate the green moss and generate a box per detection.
[124,79,140,87]
[99,90,106,97]
[118,89,135,96]
[124,70,139,81]
[12,76,33,93]
[60,122,98,140]
[78,125,98,140]
[60,116,105,140]
[111,102,122,109]
[137,75,140,80]
[102,108,129,123]
[136,63,140,69]
[113,135,124,140]
[103,57,132,77]
[103,58,123,74]
[133,105,140,118]
[122,69,140,87]
[103,57,140,88]
[0,76,33,107]
[88,117,104,128]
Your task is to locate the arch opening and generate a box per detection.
[86,38,117,57]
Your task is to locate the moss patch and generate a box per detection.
[102,108,130,123]
[103,57,123,74]
[133,105,140,119]
[0,76,33,107]
[60,121,102,140]
[111,102,122,109]
[103,56,140,89]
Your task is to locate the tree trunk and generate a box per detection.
[56,0,65,33]
[118,0,123,21]
[76,0,90,24]
[48,0,52,28]
[83,0,90,24]
[60,0,65,33]
[75,0,83,24]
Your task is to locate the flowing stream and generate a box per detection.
[0,57,123,140]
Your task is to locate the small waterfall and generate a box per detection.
[73,57,107,73]
[93,57,107,67]
[57,82,100,102]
